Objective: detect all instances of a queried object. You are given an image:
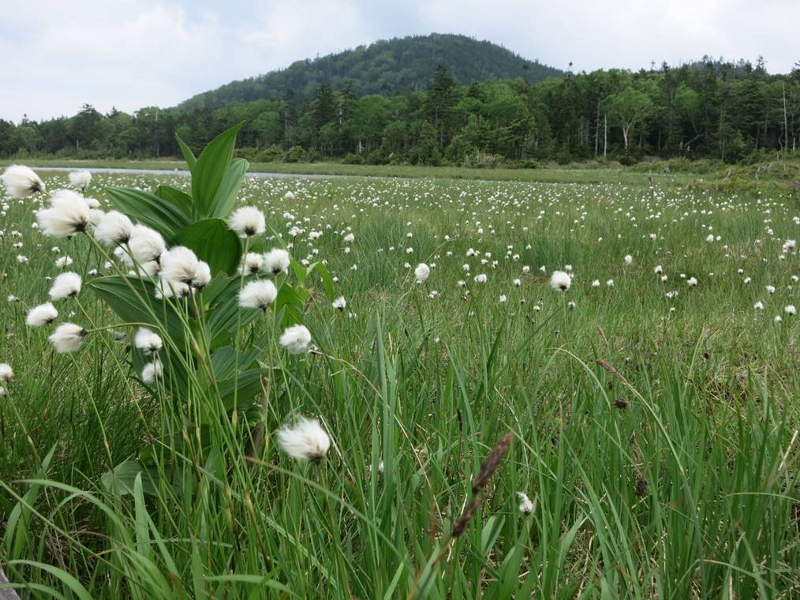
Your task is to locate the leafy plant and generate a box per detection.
[80,123,334,493]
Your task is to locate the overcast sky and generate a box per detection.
[2,0,798,122]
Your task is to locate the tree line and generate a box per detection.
[3,58,799,167]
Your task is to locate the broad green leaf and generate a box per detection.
[308,261,336,300]
[89,276,187,344]
[289,256,307,286]
[176,218,242,276]
[106,187,190,243]
[274,282,306,327]
[211,343,265,381]
[101,460,170,497]
[206,278,260,347]
[192,122,244,218]
[155,184,193,219]
[175,132,197,172]
[218,368,268,408]
[210,158,249,218]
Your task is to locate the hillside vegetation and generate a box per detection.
[177,33,563,110]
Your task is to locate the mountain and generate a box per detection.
[177,33,563,111]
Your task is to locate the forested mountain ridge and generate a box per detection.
[2,45,798,168]
[177,33,563,111]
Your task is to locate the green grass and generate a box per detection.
[1,171,799,598]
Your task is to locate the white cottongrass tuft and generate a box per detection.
[276,417,331,462]
[754,301,765,311]
[0,363,13,384]
[687,277,698,287]
[127,225,166,264]
[785,305,796,316]
[1,165,45,197]
[517,492,534,514]
[55,255,73,268]
[93,210,133,245]
[49,272,82,300]
[192,262,211,289]
[414,263,430,283]
[36,190,91,237]
[26,302,58,326]
[280,324,312,355]
[229,207,266,237]
[332,296,346,311]
[550,271,571,292]
[48,323,86,353]
[343,233,354,243]
[264,248,290,275]
[154,279,191,300]
[134,328,163,355]
[160,247,209,288]
[68,170,92,191]
[474,273,487,284]
[240,253,264,275]
[624,255,633,265]
[592,279,600,288]
[239,280,278,310]
[141,360,163,384]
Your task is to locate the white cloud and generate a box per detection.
[1,0,797,122]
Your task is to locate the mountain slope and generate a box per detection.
[178,33,563,111]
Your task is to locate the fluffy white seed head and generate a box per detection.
[134,328,163,355]
[49,272,82,300]
[141,360,163,384]
[154,279,191,300]
[68,170,92,190]
[332,296,346,311]
[1,165,45,197]
[240,253,264,275]
[160,246,208,287]
[276,417,331,462]
[26,302,58,326]
[36,190,91,237]
[48,323,86,353]
[229,206,266,237]
[280,324,312,355]
[264,248,290,275]
[128,225,166,264]
[239,280,278,310]
[550,271,571,292]
[785,305,796,316]
[193,261,211,289]
[94,210,133,245]
[0,363,13,383]
[414,263,430,283]
[517,492,534,514]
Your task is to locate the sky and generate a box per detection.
[2,0,798,122]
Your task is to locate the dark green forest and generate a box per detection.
[178,33,563,110]
[2,33,799,167]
